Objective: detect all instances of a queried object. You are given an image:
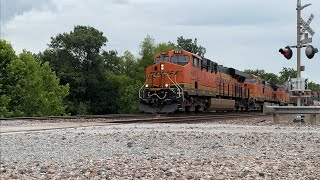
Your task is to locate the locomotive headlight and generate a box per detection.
[160,64,164,71]
[145,84,149,88]
[165,83,169,88]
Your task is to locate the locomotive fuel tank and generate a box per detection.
[209,98,236,111]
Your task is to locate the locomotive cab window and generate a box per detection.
[193,57,202,68]
[171,55,190,66]
[198,59,201,68]
[244,78,257,83]
[212,63,218,74]
[193,57,198,67]
[154,56,169,63]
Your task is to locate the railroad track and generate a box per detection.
[107,113,266,123]
[0,112,268,134]
[164,113,266,123]
[0,114,151,121]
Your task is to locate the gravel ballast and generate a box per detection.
[1,117,320,179]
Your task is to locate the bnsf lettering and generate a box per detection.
[148,71,182,77]
[217,77,230,84]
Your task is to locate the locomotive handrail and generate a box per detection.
[174,75,184,102]
[139,81,147,99]
[174,75,184,94]
[163,73,183,98]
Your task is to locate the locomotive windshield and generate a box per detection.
[171,55,189,66]
[245,78,257,83]
[155,56,169,63]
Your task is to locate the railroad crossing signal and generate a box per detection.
[279,9,318,61]
[300,13,318,59]
[301,33,312,44]
[305,45,318,59]
[301,14,315,36]
[279,46,293,60]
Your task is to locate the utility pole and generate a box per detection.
[295,0,312,106]
[296,0,302,106]
[297,0,302,79]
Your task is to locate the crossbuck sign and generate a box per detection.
[301,13,315,36]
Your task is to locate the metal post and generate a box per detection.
[297,0,302,78]
[273,114,280,124]
[297,0,302,106]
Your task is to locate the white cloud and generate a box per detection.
[2,0,320,83]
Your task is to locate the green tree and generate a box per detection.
[117,79,141,113]
[176,36,206,57]
[106,71,141,113]
[0,40,16,74]
[48,25,107,73]
[102,50,123,75]
[121,51,139,78]
[308,81,320,91]
[154,42,178,55]
[279,67,297,82]
[0,40,16,117]
[262,73,281,84]
[139,35,156,70]
[0,45,69,117]
[42,25,123,115]
[0,95,10,117]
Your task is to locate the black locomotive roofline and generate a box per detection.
[227,68,249,78]
[202,58,249,81]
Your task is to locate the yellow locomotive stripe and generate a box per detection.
[148,82,245,97]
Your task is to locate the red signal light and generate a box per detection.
[279,46,293,60]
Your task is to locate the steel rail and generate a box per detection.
[0,114,152,121]
[1,113,267,134]
[0,112,263,122]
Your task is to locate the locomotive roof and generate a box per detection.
[156,49,249,78]
[227,68,249,78]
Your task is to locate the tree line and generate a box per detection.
[1,25,319,117]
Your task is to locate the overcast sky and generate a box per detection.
[1,0,320,83]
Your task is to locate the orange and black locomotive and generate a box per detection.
[139,50,291,113]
